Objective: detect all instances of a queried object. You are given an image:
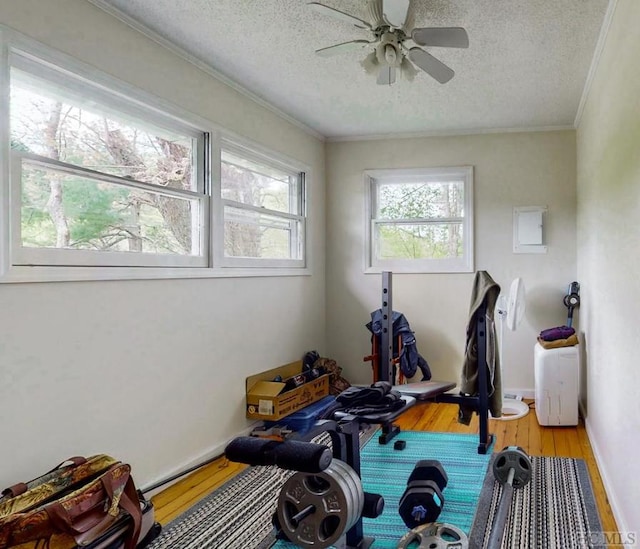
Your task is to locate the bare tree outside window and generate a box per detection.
[220,148,303,261]
[11,68,200,258]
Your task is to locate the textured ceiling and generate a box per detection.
[97,0,610,139]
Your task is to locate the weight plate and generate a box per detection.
[399,480,445,528]
[276,459,363,548]
[397,522,468,549]
[493,446,532,488]
[407,459,448,490]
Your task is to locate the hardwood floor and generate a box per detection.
[151,401,618,537]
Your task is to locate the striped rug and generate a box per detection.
[146,432,602,549]
[470,456,604,549]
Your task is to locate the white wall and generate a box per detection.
[326,131,577,393]
[0,0,326,489]
[576,0,640,536]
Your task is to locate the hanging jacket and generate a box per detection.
[366,310,432,381]
[459,270,502,424]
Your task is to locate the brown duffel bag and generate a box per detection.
[0,457,142,549]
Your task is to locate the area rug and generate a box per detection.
[147,430,492,549]
[276,431,492,548]
[469,456,604,549]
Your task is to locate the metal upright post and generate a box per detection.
[380,271,393,383]
[476,301,491,454]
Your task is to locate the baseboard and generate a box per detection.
[583,416,627,535]
[141,422,259,497]
[503,387,535,400]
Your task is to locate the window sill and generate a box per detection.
[364,264,473,275]
[0,264,312,283]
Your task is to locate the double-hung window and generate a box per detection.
[1,34,309,282]
[366,166,474,273]
[5,44,208,274]
[218,140,306,268]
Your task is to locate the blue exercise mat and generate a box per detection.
[275,430,493,548]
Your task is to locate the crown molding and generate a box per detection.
[326,125,575,143]
[84,0,325,141]
[574,0,619,128]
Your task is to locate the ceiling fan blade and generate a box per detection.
[315,40,371,57]
[411,27,469,48]
[308,2,371,29]
[382,0,410,28]
[376,65,397,85]
[408,47,455,83]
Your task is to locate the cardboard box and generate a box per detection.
[246,360,330,421]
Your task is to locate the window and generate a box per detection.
[218,141,306,268]
[365,167,474,273]
[7,51,208,269]
[0,32,309,282]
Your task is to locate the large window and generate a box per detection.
[0,33,309,281]
[365,167,474,273]
[8,52,207,269]
[219,141,305,268]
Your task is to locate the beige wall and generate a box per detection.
[0,0,326,489]
[576,0,640,535]
[326,131,577,393]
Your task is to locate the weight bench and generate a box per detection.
[367,271,495,454]
[227,395,417,549]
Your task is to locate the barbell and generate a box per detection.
[486,446,533,548]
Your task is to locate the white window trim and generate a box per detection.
[0,26,311,283]
[364,166,474,274]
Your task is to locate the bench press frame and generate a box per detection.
[370,271,494,454]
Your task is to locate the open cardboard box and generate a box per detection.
[246,360,330,421]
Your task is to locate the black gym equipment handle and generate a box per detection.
[486,468,515,549]
[224,437,333,473]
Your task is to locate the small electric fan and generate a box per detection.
[494,278,530,421]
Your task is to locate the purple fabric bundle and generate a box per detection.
[539,325,575,341]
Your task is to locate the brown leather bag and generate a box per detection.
[0,459,142,549]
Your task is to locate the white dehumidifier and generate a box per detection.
[534,342,580,426]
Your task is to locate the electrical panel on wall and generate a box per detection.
[513,206,547,253]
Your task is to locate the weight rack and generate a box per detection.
[373,271,494,454]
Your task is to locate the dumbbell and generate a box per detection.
[486,446,532,549]
[398,460,448,528]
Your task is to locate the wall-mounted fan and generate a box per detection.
[494,278,530,421]
[309,0,468,85]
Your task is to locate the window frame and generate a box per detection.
[216,137,307,269]
[0,27,311,283]
[11,152,210,268]
[364,166,474,274]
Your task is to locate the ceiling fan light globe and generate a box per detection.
[360,51,379,74]
[384,44,397,64]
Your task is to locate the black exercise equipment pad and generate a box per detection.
[333,395,416,423]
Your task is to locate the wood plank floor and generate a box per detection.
[151,401,618,538]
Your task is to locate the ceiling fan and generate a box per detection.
[309,0,468,85]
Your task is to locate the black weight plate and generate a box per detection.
[398,480,444,528]
[407,479,445,505]
[493,446,532,488]
[407,459,448,489]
